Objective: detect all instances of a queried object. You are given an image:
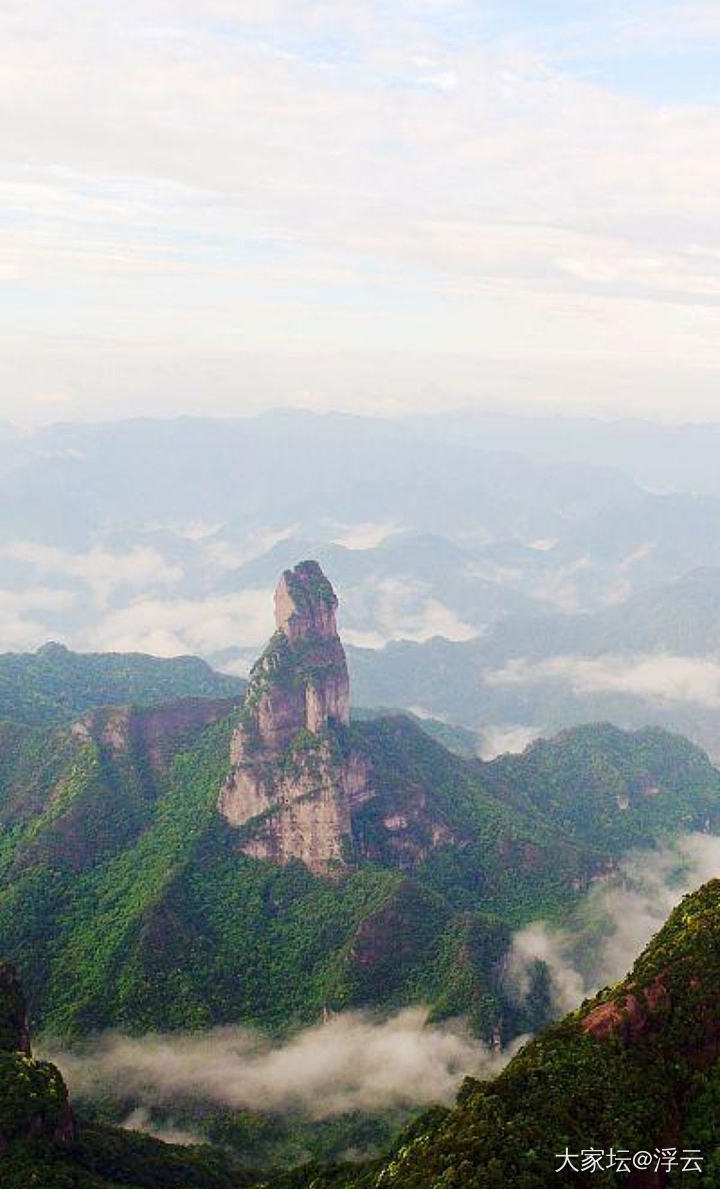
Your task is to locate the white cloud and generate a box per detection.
[204,527,297,572]
[0,586,75,652]
[2,3,720,421]
[407,705,443,720]
[121,1107,203,1148]
[342,627,392,650]
[506,832,720,1016]
[506,919,586,1015]
[215,653,254,678]
[529,556,593,612]
[0,542,182,606]
[478,724,540,760]
[0,586,75,613]
[147,520,221,541]
[343,577,478,646]
[89,577,478,659]
[91,589,275,655]
[485,652,720,709]
[45,1008,520,1123]
[331,522,401,550]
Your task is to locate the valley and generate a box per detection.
[1,558,720,1182]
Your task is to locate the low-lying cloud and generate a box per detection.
[0,541,182,607]
[486,652,720,710]
[45,1008,519,1123]
[342,577,478,649]
[478,724,541,761]
[89,590,275,657]
[121,1107,204,1148]
[507,832,720,1015]
[330,522,402,551]
[43,837,720,1149]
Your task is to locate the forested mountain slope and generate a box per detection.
[0,961,254,1189]
[0,676,717,1041]
[0,640,243,725]
[287,877,720,1187]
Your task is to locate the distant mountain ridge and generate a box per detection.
[347,565,720,760]
[0,641,243,725]
[1,564,720,1180]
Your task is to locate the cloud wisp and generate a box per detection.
[44,1008,519,1125]
[485,653,720,710]
[506,832,720,1015]
[43,835,720,1148]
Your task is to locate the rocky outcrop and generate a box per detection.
[219,561,370,875]
[72,697,237,770]
[0,961,75,1149]
[243,559,350,751]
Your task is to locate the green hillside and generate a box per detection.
[294,876,720,1187]
[0,634,719,1181]
[0,642,243,725]
[0,961,255,1189]
[0,690,716,1044]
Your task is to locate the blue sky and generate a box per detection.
[2,1,720,424]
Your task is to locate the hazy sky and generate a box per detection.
[3,1,720,424]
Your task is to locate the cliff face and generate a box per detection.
[219,561,370,875]
[7,697,239,879]
[248,559,350,747]
[72,696,237,774]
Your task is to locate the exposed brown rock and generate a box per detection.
[74,697,237,770]
[355,782,458,869]
[0,963,76,1149]
[218,561,368,875]
[582,976,670,1044]
[274,562,342,645]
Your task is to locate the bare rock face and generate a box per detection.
[73,697,237,764]
[251,559,350,751]
[218,561,369,875]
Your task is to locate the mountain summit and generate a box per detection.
[218,561,370,873]
[248,558,350,747]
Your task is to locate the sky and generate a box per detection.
[3,1,720,424]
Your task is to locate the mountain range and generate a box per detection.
[1,559,720,1181]
[6,411,720,774]
[348,565,720,760]
[0,563,717,1051]
[6,867,720,1185]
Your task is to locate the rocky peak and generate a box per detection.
[218,562,370,875]
[274,559,339,643]
[240,560,350,753]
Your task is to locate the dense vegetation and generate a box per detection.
[0,688,716,1043]
[0,962,256,1188]
[267,879,720,1187]
[0,642,243,725]
[0,647,719,1178]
